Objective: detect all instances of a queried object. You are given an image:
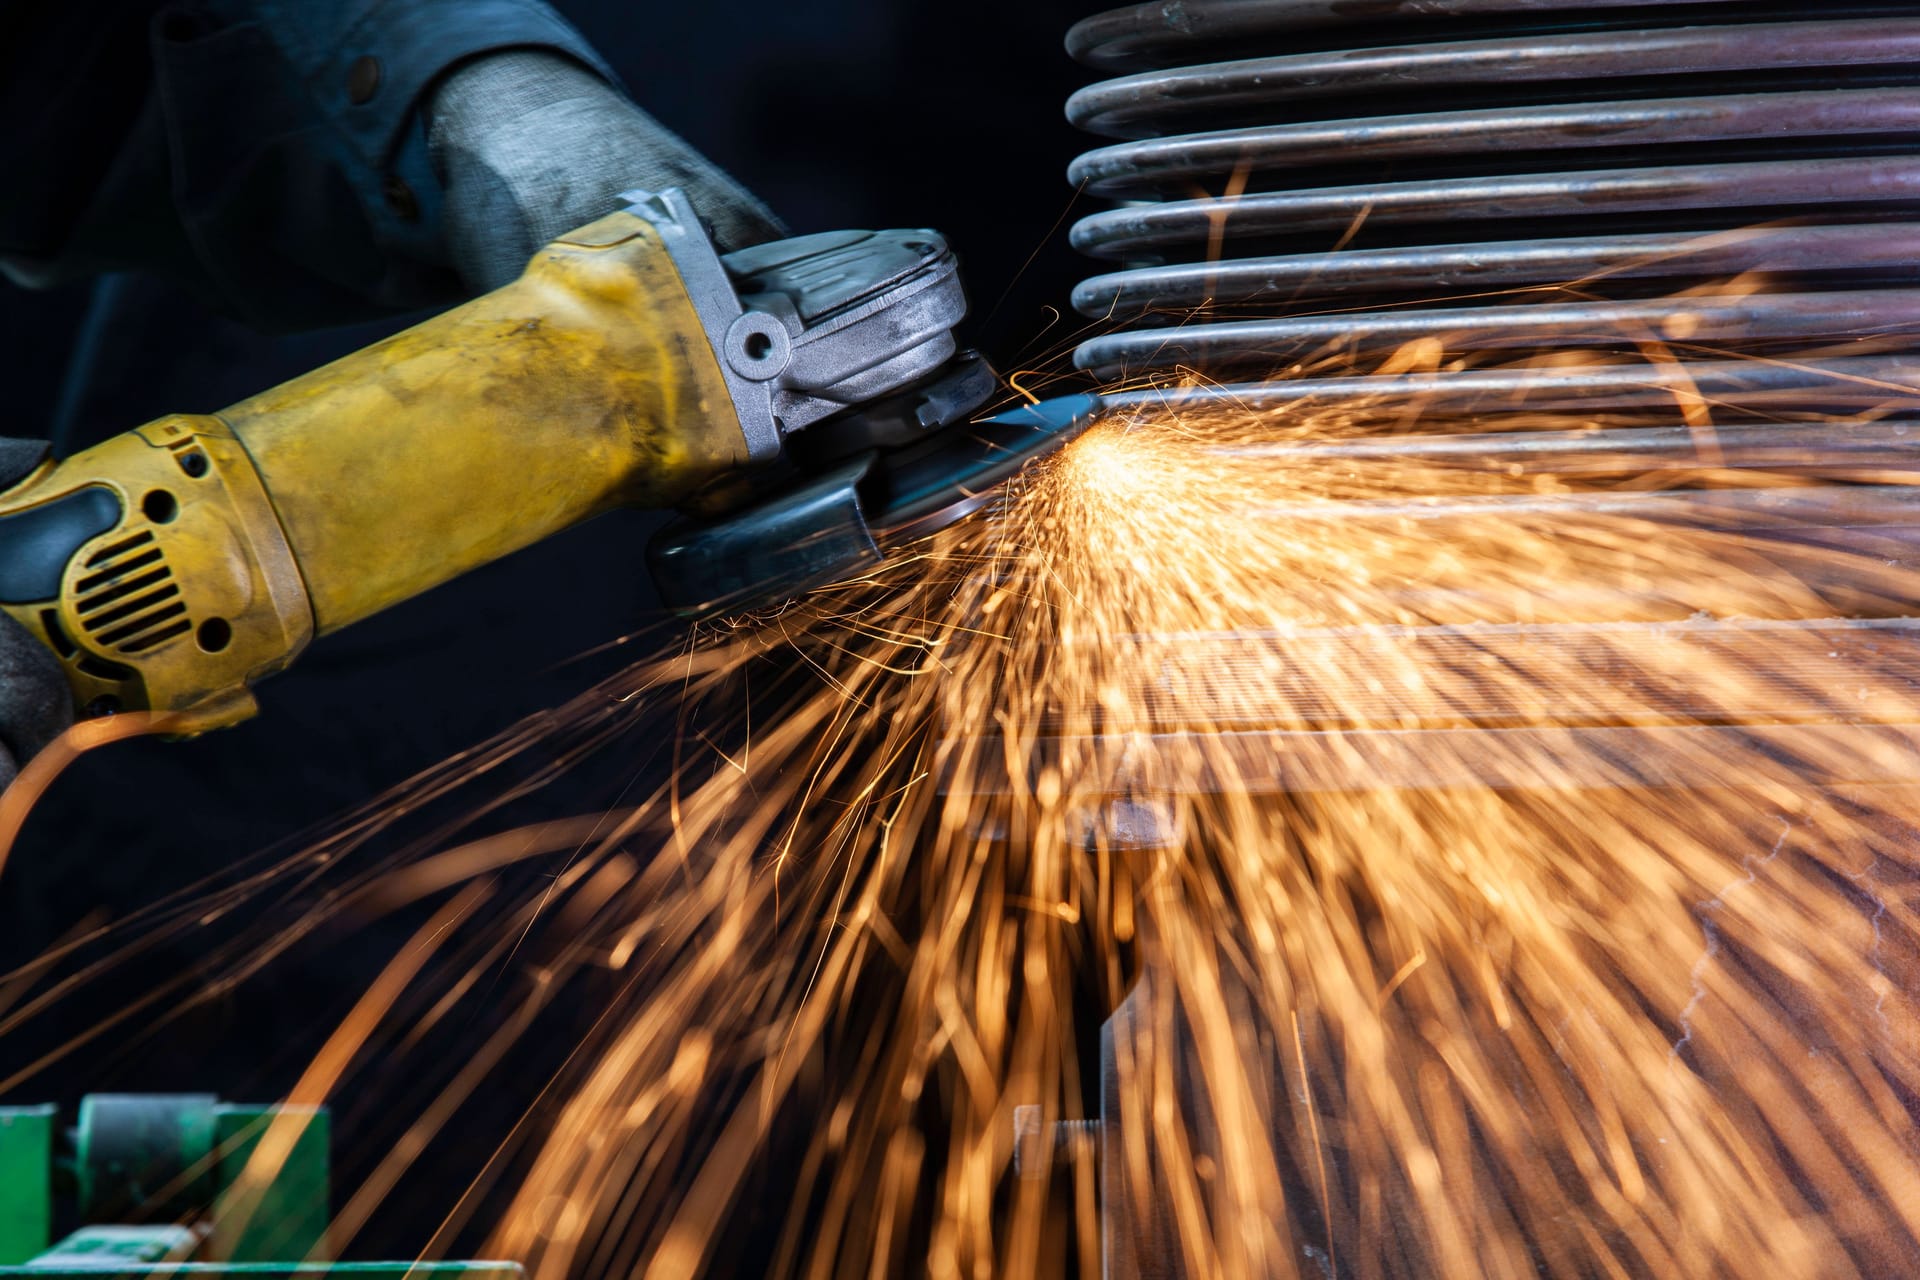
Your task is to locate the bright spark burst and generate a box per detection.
[485,378,1920,1277]
[12,342,1920,1278]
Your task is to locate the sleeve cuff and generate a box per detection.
[247,0,618,173]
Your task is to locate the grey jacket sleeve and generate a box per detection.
[428,50,785,293]
[0,0,620,330]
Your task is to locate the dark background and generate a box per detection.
[0,0,1103,1258]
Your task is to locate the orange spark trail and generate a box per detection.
[14,341,1920,1278]
[466,377,1920,1277]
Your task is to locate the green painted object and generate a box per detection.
[0,1097,521,1279]
[0,1105,56,1264]
[211,1105,329,1264]
[0,1264,520,1277]
[26,1224,198,1267]
[75,1095,218,1224]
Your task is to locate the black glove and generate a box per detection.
[427,50,788,294]
[0,440,73,787]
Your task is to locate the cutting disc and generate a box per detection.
[647,390,1104,614]
[867,394,1106,544]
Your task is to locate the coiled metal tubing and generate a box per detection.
[1065,1,1920,412]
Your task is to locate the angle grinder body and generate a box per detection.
[0,190,1092,736]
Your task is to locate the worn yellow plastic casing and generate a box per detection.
[0,419,313,732]
[0,210,744,732]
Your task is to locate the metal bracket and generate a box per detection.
[620,188,973,464]
[620,188,782,462]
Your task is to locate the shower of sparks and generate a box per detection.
[11,342,1920,1278]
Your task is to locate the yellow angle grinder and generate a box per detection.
[0,189,1096,735]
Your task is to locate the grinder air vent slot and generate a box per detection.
[73,528,193,656]
[84,584,182,632]
[76,567,171,614]
[84,530,153,567]
[115,614,193,654]
[92,601,189,651]
[72,548,164,595]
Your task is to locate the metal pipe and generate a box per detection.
[1067,2,1920,396]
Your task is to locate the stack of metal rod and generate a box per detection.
[1068,0,1920,396]
[1044,0,1920,793]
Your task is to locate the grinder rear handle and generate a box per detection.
[0,206,754,735]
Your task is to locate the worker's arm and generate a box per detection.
[0,2,789,786]
[0,442,74,789]
[427,48,784,292]
[0,0,782,330]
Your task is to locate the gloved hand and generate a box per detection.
[427,51,788,295]
[0,439,73,788]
